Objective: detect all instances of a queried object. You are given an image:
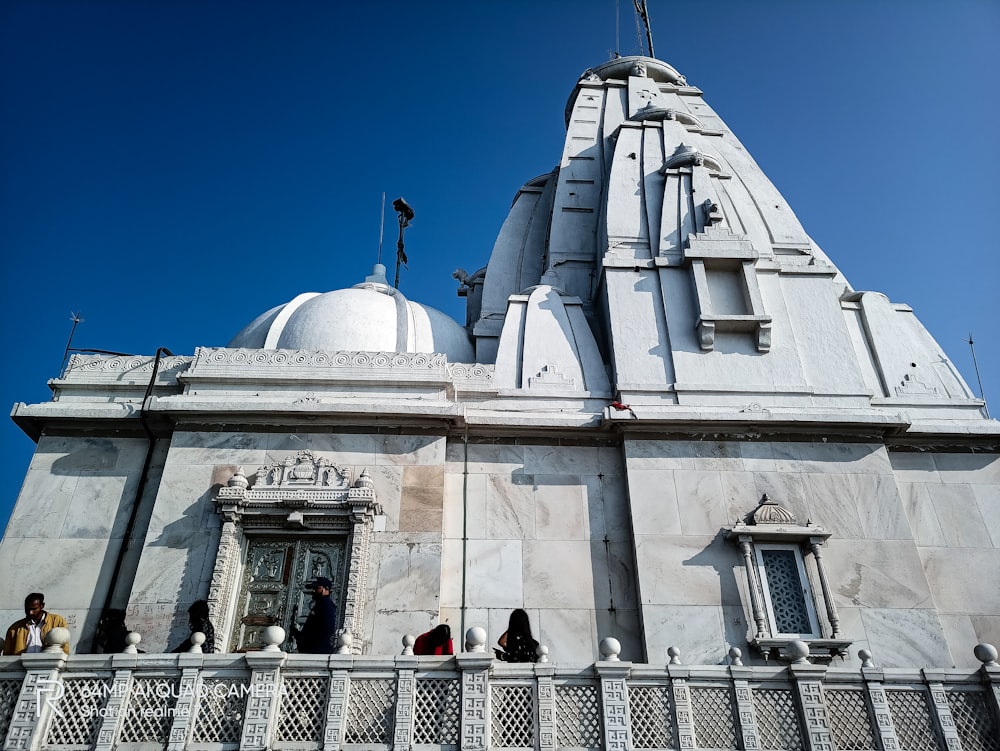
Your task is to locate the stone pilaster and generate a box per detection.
[730,666,760,751]
[392,657,417,751]
[790,662,834,751]
[3,652,66,751]
[240,651,285,750]
[322,658,351,751]
[456,653,492,751]
[536,663,556,751]
[93,656,137,751]
[923,671,963,751]
[596,660,632,751]
[166,657,202,751]
[667,664,696,750]
[861,663,901,751]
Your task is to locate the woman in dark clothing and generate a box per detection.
[494,608,539,663]
[414,624,454,655]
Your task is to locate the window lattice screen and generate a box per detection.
[413,677,461,745]
[629,684,675,749]
[761,549,812,634]
[946,689,1000,751]
[44,677,109,748]
[824,688,877,750]
[885,689,942,751]
[344,677,395,744]
[191,677,249,744]
[119,676,179,744]
[752,687,803,750]
[490,684,534,748]
[690,686,739,749]
[275,676,327,744]
[554,683,601,749]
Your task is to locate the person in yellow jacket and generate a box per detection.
[3,593,70,655]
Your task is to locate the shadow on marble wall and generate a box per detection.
[142,486,220,650]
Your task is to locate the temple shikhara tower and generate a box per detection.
[1,56,997,751]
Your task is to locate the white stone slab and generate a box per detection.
[523,540,596,609]
[859,608,951,669]
[625,469,681,535]
[925,484,993,548]
[824,539,933,610]
[523,445,599,475]
[485,475,536,540]
[898,483,947,546]
[534,480,588,540]
[673,470,729,535]
[971,483,1000,548]
[919,547,1000,614]
[463,539,523,608]
[641,605,727,666]
[633,534,740,606]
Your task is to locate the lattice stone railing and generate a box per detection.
[0,641,997,751]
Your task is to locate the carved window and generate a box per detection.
[208,451,383,653]
[727,494,850,661]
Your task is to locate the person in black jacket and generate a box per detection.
[293,577,338,654]
[494,608,539,663]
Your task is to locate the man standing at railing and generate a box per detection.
[292,577,338,653]
[3,592,70,655]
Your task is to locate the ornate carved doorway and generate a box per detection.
[230,538,347,652]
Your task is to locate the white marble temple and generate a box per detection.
[2,55,997,676]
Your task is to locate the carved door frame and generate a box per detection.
[208,451,382,653]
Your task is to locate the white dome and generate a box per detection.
[228,265,475,362]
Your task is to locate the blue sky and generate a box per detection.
[1,0,997,529]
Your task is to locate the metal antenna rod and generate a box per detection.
[60,311,84,377]
[965,333,990,418]
[376,192,386,265]
[633,0,655,58]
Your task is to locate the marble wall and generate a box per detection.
[0,434,151,654]
[623,439,990,668]
[891,450,1000,666]
[441,439,640,663]
[124,430,448,654]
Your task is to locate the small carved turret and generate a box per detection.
[749,493,797,525]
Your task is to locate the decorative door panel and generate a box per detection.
[231,538,347,652]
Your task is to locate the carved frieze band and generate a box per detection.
[193,348,448,370]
